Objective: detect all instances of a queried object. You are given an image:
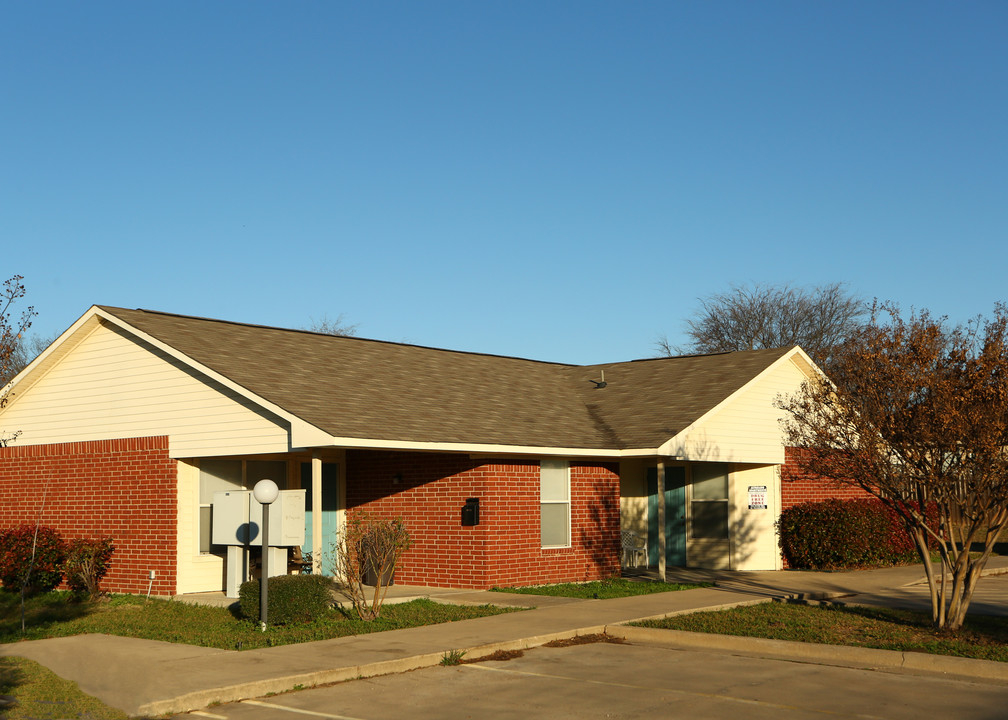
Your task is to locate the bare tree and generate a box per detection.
[305,314,358,337]
[2,333,54,386]
[779,302,1008,631]
[659,282,866,368]
[332,513,411,620]
[1,276,36,426]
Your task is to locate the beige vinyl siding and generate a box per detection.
[618,459,650,538]
[665,356,808,464]
[175,459,225,593]
[0,321,290,457]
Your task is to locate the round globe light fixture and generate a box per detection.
[253,478,279,505]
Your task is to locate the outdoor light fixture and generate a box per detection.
[253,479,279,631]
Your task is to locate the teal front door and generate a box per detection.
[301,462,340,575]
[647,466,687,567]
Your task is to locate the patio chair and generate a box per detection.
[621,530,647,568]
[288,546,314,575]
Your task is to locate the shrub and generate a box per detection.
[777,499,919,570]
[333,513,412,620]
[63,537,115,600]
[0,526,66,594]
[239,573,333,625]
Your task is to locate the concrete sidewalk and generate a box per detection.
[3,559,1008,717]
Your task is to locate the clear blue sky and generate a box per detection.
[4,1,1006,365]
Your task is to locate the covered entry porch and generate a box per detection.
[619,458,782,575]
[177,450,346,595]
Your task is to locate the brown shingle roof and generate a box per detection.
[99,307,792,451]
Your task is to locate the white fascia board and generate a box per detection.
[0,309,103,409]
[94,307,324,442]
[656,346,813,460]
[787,346,824,381]
[295,435,629,458]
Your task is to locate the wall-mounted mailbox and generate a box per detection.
[212,489,306,546]
[461,497,479,526]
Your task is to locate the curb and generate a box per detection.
[609,624,1008,683]
[136,626,612,716]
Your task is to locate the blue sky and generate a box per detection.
[4,2,1006,365]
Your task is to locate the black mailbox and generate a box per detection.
[461,497,480,526]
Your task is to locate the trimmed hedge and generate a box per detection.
[239,574,334,625]
[777,499,920,570]
[0,525,66,594]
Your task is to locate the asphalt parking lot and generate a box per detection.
[176,639,1008,720]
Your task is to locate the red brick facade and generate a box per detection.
[346,450,621,589]
[0,437,178,595]
[780,446,873,511]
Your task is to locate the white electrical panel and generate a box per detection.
[249,490,306,546]
[212,490,251,545]
[211,489,306,547]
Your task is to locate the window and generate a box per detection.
[198,459,286,554]
[691,463,729,540]
[199,459,242,554]
[540,459,570,548]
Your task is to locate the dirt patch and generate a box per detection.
[543,633,627,648]
[463,649,525,663]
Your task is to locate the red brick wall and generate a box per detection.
[346,451,620,589]
[0,437,178,595]
[780,446,873,511]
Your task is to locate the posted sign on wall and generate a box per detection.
[748,485,767,510]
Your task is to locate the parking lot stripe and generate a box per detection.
[463,664,886,719]
[241,700,368,720]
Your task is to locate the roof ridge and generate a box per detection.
[97,306,580,368]
[578,346,794,370]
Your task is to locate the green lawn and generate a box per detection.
[491,577,708,599]
[0,656,130,720]
[0,591,519,651]
[632,601,1008,662]
[0,589,520,717]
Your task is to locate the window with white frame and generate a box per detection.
[540,459,570,548]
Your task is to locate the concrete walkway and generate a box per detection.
[3,559,1008,717]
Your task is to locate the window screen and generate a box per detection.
[691,463,730,540]
[540,460,570,548]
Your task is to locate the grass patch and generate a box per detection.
[439,649,466,666]
[491,577,708,599]
[0,656,130,719]
[632,601,1008,662]
[0,591,519,651]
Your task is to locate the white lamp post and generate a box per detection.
[253,479,279,631]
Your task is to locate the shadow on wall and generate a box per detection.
[580,475,620,579]
[622,500,648,540]
[729,503,763,570]
[617,470,772,572]
[665,429,724,463]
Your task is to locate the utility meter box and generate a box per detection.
[250,490,306,546]
[212,489,306,547]
[212,490,251,545]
